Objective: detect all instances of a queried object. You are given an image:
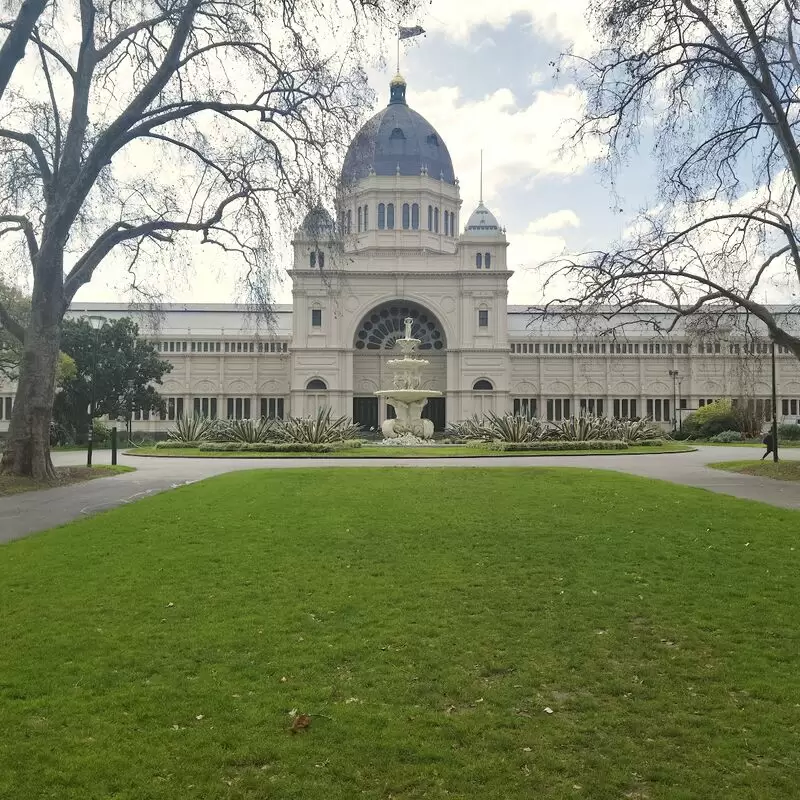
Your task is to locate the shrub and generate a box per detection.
[445,415,489,441]
[683,400,742,439]
[167,415,216,444]
[778,423,800,441]
[483,412,544,443]
[155,440,204,449]
[612,418,666,442]
[92,420,111,443]
[196,440,363,454]
[197,442,242,451]
[635,438,666,446]
[470,439,629,451]
[709,430,745,443]
[551,415,616,441]
[214,417,275,444]
[272,408,361,444]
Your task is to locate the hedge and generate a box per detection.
[471,440,630,452]
[197,440,363,453]
[155,440,205,449]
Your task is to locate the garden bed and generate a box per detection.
[127,443,694,458]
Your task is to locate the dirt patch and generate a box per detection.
[0,465,132,497]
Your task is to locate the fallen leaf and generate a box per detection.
[543,707,554,714]
[290,713,311,734]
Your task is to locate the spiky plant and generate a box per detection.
[272,408,361,444]
[167,415,216,444]
[482,412,544,443]
[445,414,489,440]
[552,415,615,441]
[612,418,666,442]
[215,418,276,444]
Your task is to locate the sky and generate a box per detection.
[72,0,658,308]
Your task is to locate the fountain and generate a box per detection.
[375,317,443,441]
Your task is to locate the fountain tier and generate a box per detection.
[375,317,442,440]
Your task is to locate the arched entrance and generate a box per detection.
[352,301,447,430]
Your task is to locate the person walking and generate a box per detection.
[761,430,775,460]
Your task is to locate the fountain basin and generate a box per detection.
[375,389,442,403]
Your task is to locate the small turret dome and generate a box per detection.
[465,202,502,236]
[300,206,335,237]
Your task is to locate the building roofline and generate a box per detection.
[68,302,294,313]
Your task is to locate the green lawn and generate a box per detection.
[0,464,133,497]
[709,459,800,482]
[1,468,799,799]
[129,443,692,458]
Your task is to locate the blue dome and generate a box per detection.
[341,76,456,186]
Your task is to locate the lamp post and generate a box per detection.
[668,369,679,432]
[86,315,106,467]
[677,378,684,431]
[771,340,779,463]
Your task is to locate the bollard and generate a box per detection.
[111,426,118,466]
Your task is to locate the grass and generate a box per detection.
[0,464,133,496]
[128,443,693,458]
[1,468,799,799]
[709,459,800,482]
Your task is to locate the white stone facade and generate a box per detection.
[2,76,800,434]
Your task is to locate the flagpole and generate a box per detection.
[396,26,400,73]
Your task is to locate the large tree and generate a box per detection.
[0,0,418,478]
[53,317,171,441]
[544,0,800,358]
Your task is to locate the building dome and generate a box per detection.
[341,76,456,187]
[464,202,502,236]
[300,206,335,237]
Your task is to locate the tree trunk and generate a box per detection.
[0,286,61,479]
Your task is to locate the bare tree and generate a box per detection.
[543,0,800,360]
[0,0,51,101]
[0,0,418,478]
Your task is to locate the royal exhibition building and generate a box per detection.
[2,74,800,436]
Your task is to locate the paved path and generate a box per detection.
[1,446,798,545]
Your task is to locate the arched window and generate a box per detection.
[387,203,395,229]
[473,379,493,391]
[378,203,386,229]
[402,203,410,229]
[434,207,439,233]
[346,210,352,234]
[476,252,483,268]
[357,206,362,232]
[318,251,325,269]
[310,251,316,267]
[427,205,433,230]
[306,378,327,391]
[484,252,491,269]
[412,203,420,229]
[363,205,369,230]
[354,303,446,351]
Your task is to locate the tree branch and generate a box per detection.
[0,297,26,343]
[0,214,40,264]
[0,128,52,183]
[0,0,50,101]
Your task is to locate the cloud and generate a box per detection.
[422,0,594,50]
[527,209,580,234]
[409,85,603,219]
[506,217,580,304]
